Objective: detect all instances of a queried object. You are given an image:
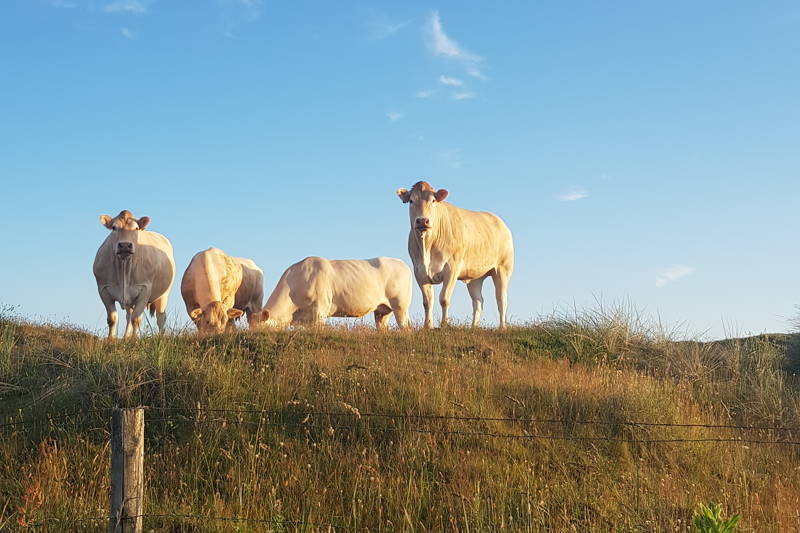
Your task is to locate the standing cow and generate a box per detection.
[93,210,176,339]
[181,247,264,334]
[260,257,411,329]
[396,181,514,328]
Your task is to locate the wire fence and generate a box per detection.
[6,405,799,444]
[5,404,800,530]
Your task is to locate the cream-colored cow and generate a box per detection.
[93,210,176,339]
[260,257,411,329]
[396,181,514,328]
[181,247,264,334]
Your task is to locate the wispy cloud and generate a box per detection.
[439,75,463,87]
[220,0,264,38]
[367,13,409,40]
[386,111,403,122]
[103,0,147,14]
[51,0,77,8]
[559,189,589,201]
[655,265,694,288]
[466,66,487,81]
[426,11,482,62]
[415,89,435,98]
[238,0,263,21]
[451,92,475,100]
[120,27,136,39]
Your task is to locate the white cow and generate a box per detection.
[93,210,176,339]
[181,247,264,334]
[396,180,514,328]
[260,257,412,329]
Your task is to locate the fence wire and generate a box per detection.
[7,404,800,531]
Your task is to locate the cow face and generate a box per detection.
[189,301,243,335]
[396,181,449,236]
[99,210,151,259]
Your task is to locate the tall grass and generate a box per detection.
[1,309,799,531]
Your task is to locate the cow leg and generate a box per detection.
[151,294,169,335]
[99,288,118,339]
[491,269,510,329]
[466,277,485,328]
[374,306,391,330]
[305,302,327,327]
[123,307,134,338]
[125,297,149,339]
[419,283,435,328]
[389,298,410,330]
[439,267,458,328]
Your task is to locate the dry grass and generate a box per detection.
[1,310,800,532]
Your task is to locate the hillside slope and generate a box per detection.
[1,316,799,531]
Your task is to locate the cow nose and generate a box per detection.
[117,242,134,255]
[415,217,430,227]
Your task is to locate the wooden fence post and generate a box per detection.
[109,408,144,533]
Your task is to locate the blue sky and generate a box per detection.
[1,1,798,338]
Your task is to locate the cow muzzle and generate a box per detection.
[415,217,432,233]
[116,241,134,258]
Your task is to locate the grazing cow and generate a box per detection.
[93,210,176,339]
[260,257,411,329]
[396,181,514,328]
[181,247,264,334]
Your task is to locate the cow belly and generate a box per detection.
[330,304,375,318]
[458,266,494,281]
[330,295,378,318]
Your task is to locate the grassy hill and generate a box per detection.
[1,312,799,531]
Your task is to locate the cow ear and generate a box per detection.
[227,308,244,319]
[434,189,449,202]
[396,188,410,203]
[189,308,203,320]
[261,309,270,321]
[100,214,113,228]
[137,216,151,230]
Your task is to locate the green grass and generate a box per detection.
[1,310,800,532]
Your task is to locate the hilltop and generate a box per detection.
[1,315,799,531]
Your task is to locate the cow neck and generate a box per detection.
[201,252,224,304]
[414,202,457,279]
[113,252,135,307]
[263,273,294,326]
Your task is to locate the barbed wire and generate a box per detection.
[3,405,800,436]
[0,408,110,431]
[142,406,800,432]
[144,416,800,446]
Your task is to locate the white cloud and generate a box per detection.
[386,111,403,122]
[452,92,475,100]
[559,189,588,201]
[120,27,136,39]
[415,89,435,98]
[238,0,263,21]
[426,11,482,62]
[439,75,463,87]
[466,67,487,81]
[103,0,147,14]
[367,13,409,40]
[655,265,694,288]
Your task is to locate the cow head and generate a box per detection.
[396,181,449,236]
[189,301,243,335]
[99,210,151,260]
